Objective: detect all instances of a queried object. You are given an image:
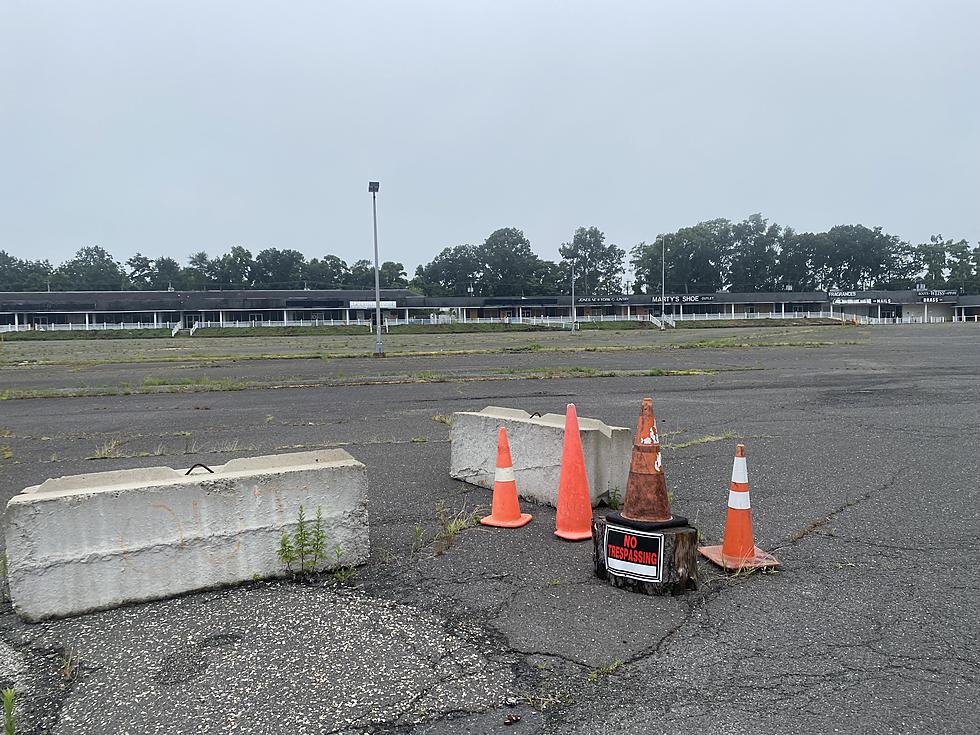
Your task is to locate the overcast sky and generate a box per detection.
[1,0,977,274]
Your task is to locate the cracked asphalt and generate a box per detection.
[0,324,977,734]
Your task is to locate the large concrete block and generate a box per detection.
[4,449,368,621]
[450,406,632,508]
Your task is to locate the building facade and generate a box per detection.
[1,288,977,331]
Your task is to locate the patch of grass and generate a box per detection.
[1,328,173,341]
[410,436,428,443]
[673,318,840,329]
[667,432,738,449]
[195,326,370,337]
[412,523,425,554]
[329,546,357,584]
[0,427,13,438]
[142,375,248,390]
[433,501,483,555]
[89,438,126,459]
[389,322,560,334]
[61,645,80,682]
[431,414,453,426]
[587,660,622,683]
[3,687,16,735]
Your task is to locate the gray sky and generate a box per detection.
[1,0,977,274]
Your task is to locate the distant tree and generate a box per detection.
[918,236,949,288]
[878,242,922,290]
[378,261,408,288]
[253,248,304,288]
[945,239,973,292]
[126,253,154,290]
[347,259,376,289]
[476,228,544,296]
[412,245,482,295]
[633,220,731,294]
[559,226,625,298]
[51,246,127,290]
[728,214,781,292]
[207,246,254,289]
[0,251,53,291]
[303,255,349,289]
[149,257,182,290]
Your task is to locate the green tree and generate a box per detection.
[918,236,948,288]
[208,246,254,288]
[946,239,973,291]
[476,227,544,296]
[378,261,408,288]
[412,245,482,295]
[0,251,53,291]
[633,220,731,294]
[253,248,304,288]
[347,259,376,289]
[559,226,625,298]
[728,214,781,292]
[148,257,182,290]
[303,255,349,289]
[51,246,127,290]
[126,253,154,290]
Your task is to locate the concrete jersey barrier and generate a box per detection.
[4,449,369,621]
[450,406,632,508]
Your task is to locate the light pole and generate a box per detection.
[570,256,577,331]
[660,235,666,331]
[368,181,384,356]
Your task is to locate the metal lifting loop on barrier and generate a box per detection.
[184,463,215,475]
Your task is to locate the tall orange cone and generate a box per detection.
[621,397,673,523]
[554,404,593,541]
[480,427,532,528]
[699,444,780,570]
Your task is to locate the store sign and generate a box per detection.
[653,295,715,304]
[576,296,630,304]
[348,300,397,309]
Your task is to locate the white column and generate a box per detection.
[679,302,684,318]
[781,302,785,317]
[219,311,225,326]
[283,310,288,324]
[626,304,631,319]
[877,304,881,320]
[731,303,735,317]
[924,303,928,323]
[13,313,18,329]
[404,308,409,323]
[153,312,159,327]
[344,309,350,325]
[85,313,90,329]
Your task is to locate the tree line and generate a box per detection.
[2,214,978,294]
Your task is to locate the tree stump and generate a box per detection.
[593,513,698,595]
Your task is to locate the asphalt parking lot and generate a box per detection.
[0,324,977,734]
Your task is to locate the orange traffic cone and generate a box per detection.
[621,397,673,523]
[554,404,593,541]
[699,444,780,570]
[480,427,532,528]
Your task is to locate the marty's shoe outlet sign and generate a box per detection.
[604,524,664,583]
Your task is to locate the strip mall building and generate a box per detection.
[1,288,977,332]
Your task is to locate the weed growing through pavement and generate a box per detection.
[329,546,356,584]
[0,427,12,438]
[60,645,80,683]
[431,414,452,426]
[0,446,11,462]
[411,523,425,554]
[587,660,622,683]
[410,436,428,443]
[607,488,622,510]
[90,438,125,459]
[2,688,15,735]
[433,501,483,555]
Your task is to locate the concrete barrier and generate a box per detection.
[450,406,632,508]
[4,449,369,621]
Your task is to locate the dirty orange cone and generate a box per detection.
[621,397,673,523]
[699,444,780,570]
[554,404,594,541]
[480,427,532,528]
